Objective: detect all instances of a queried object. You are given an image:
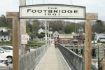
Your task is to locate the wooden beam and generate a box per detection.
[102,57,105,70]
[84,19,92,70]
[84,13,98,70]
[6,12,20,70]
[86,13,98,20]
[12,18,20,70]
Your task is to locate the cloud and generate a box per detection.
[0,0,105,20]
[0,0,19,15]
[70,0,105,20]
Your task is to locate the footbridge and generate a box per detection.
[19,44,97,70]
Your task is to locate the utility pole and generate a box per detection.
[20,0,26,5]
[47,22,50,45]
[19,0,27,54]
[102,45,105,70]
[98,44,101,70]
[44,21,48,46]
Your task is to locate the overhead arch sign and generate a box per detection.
[19,4,86,19]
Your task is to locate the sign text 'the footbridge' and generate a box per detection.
[20,4,86,19]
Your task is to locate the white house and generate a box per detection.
[94,33,105,43]
[0,27,11,42]
[38,28,44,34]
[0,27,8,32]
[53,31,59,38]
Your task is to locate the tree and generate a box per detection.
[64,23,79,34]
[0,15,11,28]
[32,20,40,36]
[37,32,45,38]
[48,20,64,32]
[26,21,32,35]
[93,20,105,33]
[26,20,40,40]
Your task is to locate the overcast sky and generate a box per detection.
[0,0,105,20]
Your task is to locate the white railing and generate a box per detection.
[19,45,48,70]
[58,44,97,70]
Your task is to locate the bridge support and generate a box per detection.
[12,17,20,70]
[6,12,20,70]
[84,19,92,70]
[102,58,105,70]
[84,13,98,70]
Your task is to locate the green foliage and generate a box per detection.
[0,41,11,46]
[32,20,40,33]
[26,21,32,35]
[48,20,64,32]
[0,15,11,28]
[26,20,40,39]
[37,32,45,38]
[93,20,105,33]
[64,23,79,34]
[27,40,45,48]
